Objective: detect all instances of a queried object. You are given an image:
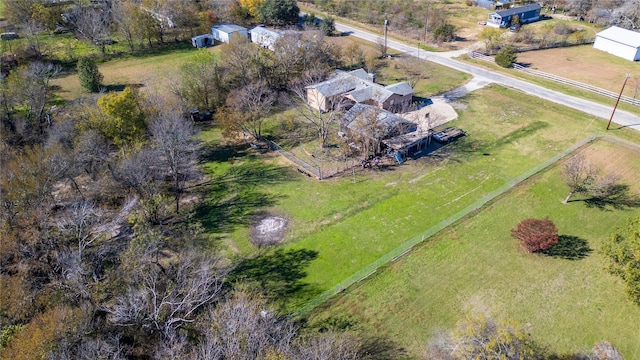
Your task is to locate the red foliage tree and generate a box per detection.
[511,218,558,253]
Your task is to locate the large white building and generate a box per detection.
[593,26,640,61]
[250,25,282,51]
[211,24,248,44]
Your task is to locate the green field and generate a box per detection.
[309,138,640,358]
[198,84,640,315]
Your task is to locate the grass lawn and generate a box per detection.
[51,45,220,100]
[309,138,640,359]
[197,84,640,314]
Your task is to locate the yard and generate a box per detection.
[197,83,640,316]
[308,138,640,359]
[516,45,640,98]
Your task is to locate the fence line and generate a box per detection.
[468,51,640,107]
[293,133,604,316]
[265,139,321,179]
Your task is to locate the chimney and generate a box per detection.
[367,72,376,83]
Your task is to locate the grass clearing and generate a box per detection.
[463,54,640,117]
[309,138,640,359]
[197,84,640,313]
[51,46,221,100]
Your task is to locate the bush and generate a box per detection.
[433,23,456,43]
[495,46,517,67]
[511,218,558,253]
[77,57,103,93]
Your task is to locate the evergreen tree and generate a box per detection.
[495,46,518,68]
[77,57,103,93]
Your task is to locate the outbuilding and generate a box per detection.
[211,24,248,44]
[191,34,214,48]
[593,26,640,61]
[250,25,282,51]
[487,3,541,28]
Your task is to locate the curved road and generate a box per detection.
[334,22,640,131]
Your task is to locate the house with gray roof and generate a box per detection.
[305,68,414,113]
[487,4,541,28]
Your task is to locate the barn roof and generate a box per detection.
[212,24,247,34]
[494,3,541,17]
[250,25,281,38]
[596,26,640,48]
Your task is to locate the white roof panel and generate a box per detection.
[597,26,640,48]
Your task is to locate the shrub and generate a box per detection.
[511,218,558,253]
[433,23,456,43]
[77,57,103,93]
[495,46,517,67]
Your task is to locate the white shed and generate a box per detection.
[593,26,640,61]
[250,25,282,51]
[211,24,248,44]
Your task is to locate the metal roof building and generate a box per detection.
[593,26,640,61]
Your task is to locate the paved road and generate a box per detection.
[334,22,640,131]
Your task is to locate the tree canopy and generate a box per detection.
[258,0,300,26]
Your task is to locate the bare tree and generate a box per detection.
[106,250,226,340]
[110,147,161,199]
[112,1,138,52]
[396,56,428,89]
[150,111,197,213]
[290,72,347,148]
[562,154,598,204]
[292,331,361,360]
[196,290,297,360]
[224,80,277,140]
[64,4,111,55]
[56,200,104,259]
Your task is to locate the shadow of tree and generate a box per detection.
[194,155,291,234]
[581,184,640,211]
[229,248,319,301]
[542,235,592,260]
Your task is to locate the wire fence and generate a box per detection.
[468,51,640,107]
[265,140,321,179]
[293,133,604,316]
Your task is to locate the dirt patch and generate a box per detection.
[251,215,288,247]
[402,97,458,132]
[515,45,640,98]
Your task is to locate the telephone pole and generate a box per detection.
[607,73,630,130]
[384,18,388,57]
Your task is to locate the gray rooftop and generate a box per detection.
[494,3,541,17]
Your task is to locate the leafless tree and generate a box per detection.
[350,106,387,155]
[196,290,297,359]
[562,154,598,204]
[112,1,138,52]
[150,110,197,213]
[110,147,161,198]
[56,200,104,259]
[292,331,362,360]
[396,56,429,89]
[290,73,347,148]
[225,80,278,140]
[74,129,112,181]
[106,250,226,340]
[64,4,111,55]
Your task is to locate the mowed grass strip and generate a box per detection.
[310,139,640,359]
[201,84,640,311]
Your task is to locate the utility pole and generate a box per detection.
[607,73,630,130]
[424,3,430,43]
[384,18,388,57]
